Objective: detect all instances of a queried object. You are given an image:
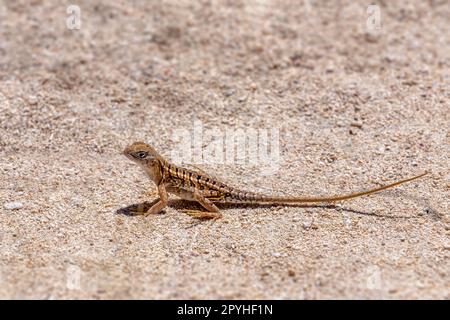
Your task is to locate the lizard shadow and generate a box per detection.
[371,189,441,220]
[116,199,161,216]
[115,198,416,219]
[215,202,405,218]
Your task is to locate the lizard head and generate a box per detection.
[124,141,166,184]
[123,141,161,165]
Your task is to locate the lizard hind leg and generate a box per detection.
[183,191,222,220]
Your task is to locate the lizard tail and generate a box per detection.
[255,172,428,204]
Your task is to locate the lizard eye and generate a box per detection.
[136,151,148,159]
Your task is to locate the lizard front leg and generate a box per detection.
[144,182,169,217]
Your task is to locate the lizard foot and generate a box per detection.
[182,210,221,220]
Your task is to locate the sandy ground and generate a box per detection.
[0,1,449,299]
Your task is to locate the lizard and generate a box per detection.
[123,141,428,219]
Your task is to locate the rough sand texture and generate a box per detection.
[0,1,449,299]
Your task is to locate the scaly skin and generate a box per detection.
[123,141,428,219]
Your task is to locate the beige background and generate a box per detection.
[0,1,449,299]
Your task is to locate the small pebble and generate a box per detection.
[302,220,312,229]
[237,95,247,103]
[4,202,23,210]
[272,252,282,258]
[224,89,235,97]
[343,216,352,228]
[28,95,38,105]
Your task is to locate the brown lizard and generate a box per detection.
[123,141,427,219]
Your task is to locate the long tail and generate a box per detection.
[254,172,428,204]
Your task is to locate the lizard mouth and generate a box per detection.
[123,148,133,159]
